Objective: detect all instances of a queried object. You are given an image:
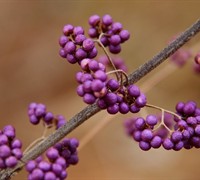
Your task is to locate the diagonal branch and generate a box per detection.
[1,19,200,180]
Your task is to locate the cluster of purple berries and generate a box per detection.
[88,14,130,54]
[76,58,108,104]
[97,84,147,114]
[26,138,79,180]
[0,125,23,169]
[28,102,66,129]
[124,101,200,151]
[59,24,97,64]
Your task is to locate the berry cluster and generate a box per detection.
[76,59,108,104]
[0,125,23,169]
[124,101,200,151]
[26,138,79,180]
[28,102,66,129]
[88,14,130,54]
[97,84,147,114]
[59,24,97,64]
[58,15,143,115]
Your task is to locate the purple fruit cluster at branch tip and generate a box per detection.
[26,138,79,180]
[0,125,23,169]
[28,102,67,129]
[1,15,200,180]
[125,101,200,151]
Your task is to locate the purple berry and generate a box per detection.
[5,156,17,168]
[102,14,113,26]
[26,160,37,173]
[0,145,11,158]
[46,148,59,161]
[63,24,73,36]
[128,85,140,97]
[141,129,153,141]
[135,117,146,130]
[151,136,162,148]
[119,30,130,42]
[163,138,174,150]
[146,115,158,126]
[38,161,51,172]
[88,15,100,27]
[109,35,121,46]
[64,41,76,54]
[107,104,119,114]
[83,93,96,104]
[139,141,151,151]
[171,131,182,143]
[82,39,95,52]
[73,26,84,36]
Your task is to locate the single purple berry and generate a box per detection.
[0,134,8,145]
[109,35,121,46]
[128,85,140,97]
[119,29,130,42]
[88,15,100,27]
[146,115,158,126]
[5,156,17,168]
[73,26,84,36]
[109,44,121,54]
[66,54,77,64]
[44,112,54,124]
[171,131,183,143]
[64,41,76,54]
[63,24,73,36]
[26,160,37,173]
[59,35,69,47]
[195,125,200,136]
[139,141,151,151]
[133,131,141,142]
[107,104,119,114]
[135,93,147,108]
[119,102,129,114]
[75,48,87,60]
[83,93,96,104]
[150,136,162,148]
[38,161,51,172]
[91,79,104,92]
[102,14,113,26]
[0,145,11,158]
[135,117,146,130]
[46,148,59,161]
[88,27,99,38]
[141,129,153,141]
[94,70,107,81]
[31,168,44,180]
[82,39,95,52]
[163,138,174,150]
[111,22,123,33]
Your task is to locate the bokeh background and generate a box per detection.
[0,1,200,180]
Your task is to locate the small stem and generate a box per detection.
[106,69,129,85]
[97,33,120,80]
[145,103,182,120]
[23,125,48,154]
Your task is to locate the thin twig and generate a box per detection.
[1,19,200,180]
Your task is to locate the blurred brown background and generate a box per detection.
[0,1,200,180]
